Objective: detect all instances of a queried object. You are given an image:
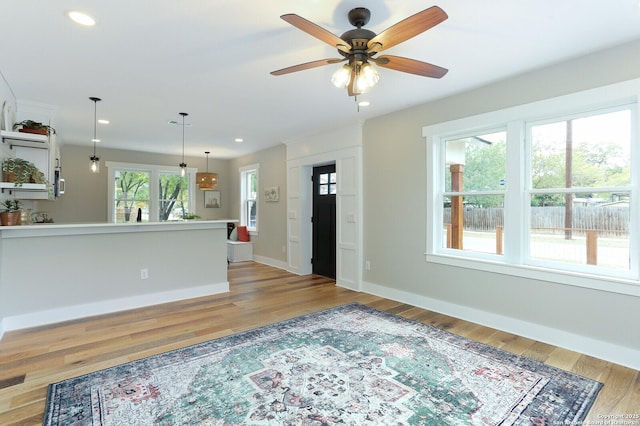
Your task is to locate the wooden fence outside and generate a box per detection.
[443,206,629,236]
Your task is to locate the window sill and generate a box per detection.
[425,253,640,297]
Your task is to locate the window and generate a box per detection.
[425,81,639,294]
[107,162,195,223]
[240,164,259,232]
[318,171,337,195]
[442,131,506,255]
[526,110,631,273]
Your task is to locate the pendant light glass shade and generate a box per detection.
[196,151,218,190]
[89,97,101,173]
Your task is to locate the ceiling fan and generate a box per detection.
[271,6,449,97]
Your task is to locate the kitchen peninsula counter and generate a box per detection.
[0,220,231,338]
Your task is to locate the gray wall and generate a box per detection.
[362,39,640,358]
[37,144,231,223]
[228,144,288,264]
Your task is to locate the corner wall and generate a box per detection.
[228,144,288,267]
[362,39,640,369]
[285,125,363,290]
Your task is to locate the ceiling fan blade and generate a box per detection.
[367,6,448,54]
[373,55,448,78]
[281,14,351,53]
[270,58,344,76]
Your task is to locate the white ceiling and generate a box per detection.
[1,1,640,159]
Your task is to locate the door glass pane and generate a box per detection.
[529,193,630,271]
[319,185,328,195]
[114,170,149,223]
[444,131,506,192]
[330,173,336,183]
[319,173,328,184]
[442,195,504,254]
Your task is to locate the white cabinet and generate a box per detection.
[227,241,253,262]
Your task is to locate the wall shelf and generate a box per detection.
[0,182,47,194]
[0,130,50,149]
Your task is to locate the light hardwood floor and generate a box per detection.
[1,262,638,424]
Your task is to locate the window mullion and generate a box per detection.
[428,136,441,255]
[149,169,159,221]
[504,120,526,265]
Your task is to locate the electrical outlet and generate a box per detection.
[365,260,371,271]
[140,268,149,280]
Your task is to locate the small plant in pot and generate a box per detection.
[1,199,22,226]
[182,212,201,220]
[12,120,56,136]
[1,158,55,199]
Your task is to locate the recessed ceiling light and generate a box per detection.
[98,119,109,124]
[234,138,244,143]
[67,11,96,26]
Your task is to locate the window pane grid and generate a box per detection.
[430,103,636,282]
[240,166,258,231]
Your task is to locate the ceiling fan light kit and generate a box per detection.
[272,5,449,97]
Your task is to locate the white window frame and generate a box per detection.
[106,161,196,223]
[424,79,640,297]
[239,163,259,233]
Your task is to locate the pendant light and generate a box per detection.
[89,97,101,173]
[196,151,218,190]
[178,112,188,177]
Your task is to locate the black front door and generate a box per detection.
[312,164,336,279]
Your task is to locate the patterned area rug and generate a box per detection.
[44,303,602,425]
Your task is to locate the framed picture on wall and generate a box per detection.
[205,190,221,208]
[264,186,279,202]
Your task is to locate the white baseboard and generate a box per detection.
[252,255,293,273]
[0,318,4,341]
[362,280,640,371]
[1,282,229,333]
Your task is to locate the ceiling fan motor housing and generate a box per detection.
[348,7,371,27]
[340,8,376,62]
[339,28,376,60]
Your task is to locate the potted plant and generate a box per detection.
[182,212,201,221]
[1,158,54,199]
[1,199,22,226]
[12,120,56,136]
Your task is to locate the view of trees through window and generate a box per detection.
[527,109,630,269]
[114,170,190,222]
[115,171,149,222]
[441,108,632,273]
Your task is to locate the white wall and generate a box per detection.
[38,144,231,223]
[286,124,363,290]
[228,144,288,268]
[0,69,17,337]
[362,39,640,369]
[0,223,228,332]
